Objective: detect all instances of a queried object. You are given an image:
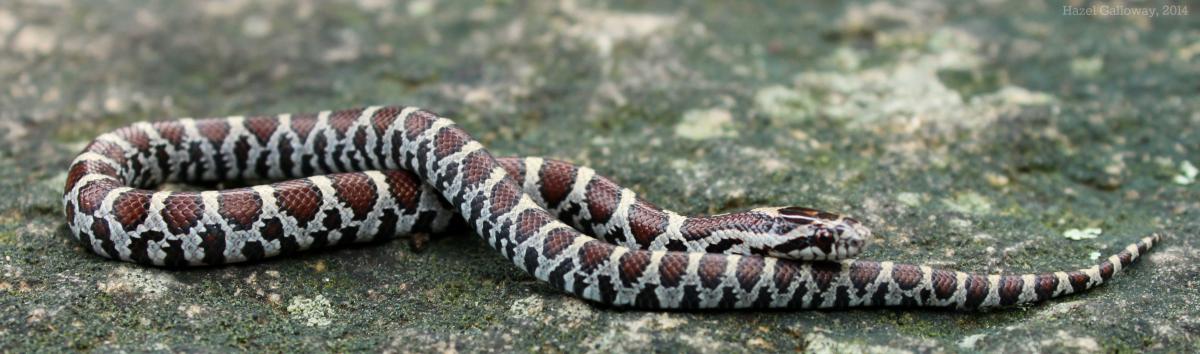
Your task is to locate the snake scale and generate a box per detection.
[63,105,1159,310]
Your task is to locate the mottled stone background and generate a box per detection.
[1,1,1197,352]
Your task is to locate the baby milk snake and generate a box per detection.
[63,105,1159,310]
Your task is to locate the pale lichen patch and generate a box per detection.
[178,304,206,319]
[941,192,992,215]
[675,108,736,140]
[1069,56,1104,78]
[507,295,545,320]
[26,307,50,324]
[96,266,181,300]
[805,332,913,354]
[957,333,986,350]
[1037,331,1099,352]
[12,26,57,54]
[509,295,596,329]
[1063,228,1102,241]
[584,313,692,352]
[287,295,334,327]
[896,192,923,207]
[559,4,679,59]
[1174,160,1197,185]
[754,85,816,125]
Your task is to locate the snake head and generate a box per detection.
[758,206,871,261]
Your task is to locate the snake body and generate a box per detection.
[63,106,1158,310]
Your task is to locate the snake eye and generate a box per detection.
[816,229,833,244]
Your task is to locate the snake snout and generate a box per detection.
[840,218,871,245]
[832,217,871,258]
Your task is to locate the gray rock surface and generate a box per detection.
[1,1,1197,352]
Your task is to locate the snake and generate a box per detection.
[62,105,1160,310]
